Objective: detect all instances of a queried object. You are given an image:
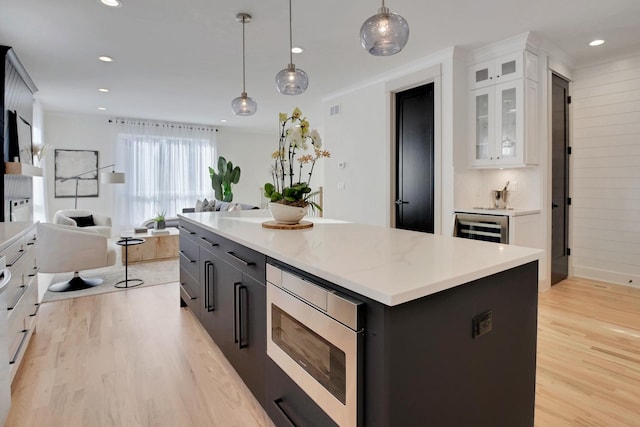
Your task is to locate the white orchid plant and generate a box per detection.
[264,107,330,211]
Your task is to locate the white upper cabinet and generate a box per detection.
[469,49,539,168]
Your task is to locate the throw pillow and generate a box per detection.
[227,203,242,211]
[195,199,204,212]
[70,215,95,227]
[202,199,216,212]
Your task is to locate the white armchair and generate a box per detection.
[53,209,112,237]
[37,223,118,292]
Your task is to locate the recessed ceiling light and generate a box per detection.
[220,119,227,123]
[291,47,304,54]
[589,39,605,46]
[98,107,107,111]
[99,56,113,62]
[98,88,109,93]
[100,0,123,7]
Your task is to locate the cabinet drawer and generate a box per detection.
[178,221,200,244]
[180,267,201,320]
[222,238,265,282]
[197,228,224,254]
[5,253,35,310]
[7,281,34,344]
[179,236,199,278]
[2,236,25,268]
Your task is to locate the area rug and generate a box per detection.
[42,257,179,303]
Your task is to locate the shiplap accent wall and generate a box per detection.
[571,51,640,288]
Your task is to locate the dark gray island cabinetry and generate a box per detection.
[178,220,266,405]
[178,212,541,427]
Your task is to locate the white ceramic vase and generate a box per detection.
[268,202,308,224]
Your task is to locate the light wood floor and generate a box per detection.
[535,277,640,426]
[5,277,640,426]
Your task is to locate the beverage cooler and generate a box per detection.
[453,212,509,244]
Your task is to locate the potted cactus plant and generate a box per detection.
[209,156,241,202]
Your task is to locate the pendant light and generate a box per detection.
[275,0,308,95]
[231,13,257,116]
[360,0,409,56]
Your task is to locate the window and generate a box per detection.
[114,121,216,228]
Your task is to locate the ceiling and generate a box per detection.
[1,0,639,133]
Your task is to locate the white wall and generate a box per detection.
[215,127,276,207]
[42,112,117,221]
[571,51,640,288]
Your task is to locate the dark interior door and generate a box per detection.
[551,74,570,285]
[395,83,434,233]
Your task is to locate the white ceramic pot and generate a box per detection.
[268,202,308,224]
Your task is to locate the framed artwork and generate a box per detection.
[54,149,99,198]
[17,116,33,165]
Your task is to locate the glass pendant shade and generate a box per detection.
[360,6,409,56]
[232,92,258,116]
[275,64,308,95]
[231,13,257,116]
[276,0,308,95]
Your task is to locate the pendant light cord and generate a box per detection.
[288,0,293,65]
[241,16,247,93]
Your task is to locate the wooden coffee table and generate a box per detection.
[121,228,179,264]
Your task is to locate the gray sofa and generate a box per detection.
[140,201,259,229]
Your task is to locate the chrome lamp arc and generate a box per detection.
[275,0,308,95]
[231,12,257,116]
[360,0,409,56]
[60,163,125,209]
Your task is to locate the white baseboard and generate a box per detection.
[573,266,640,289]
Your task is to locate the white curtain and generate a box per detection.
[31,99,48,223]
[113,119,216,229]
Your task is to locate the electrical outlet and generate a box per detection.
[337,182,345,190]
[472,311,492,338]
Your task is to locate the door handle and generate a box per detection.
[395,199,409,205]
[234,283,249,349]
[552,203,559,208]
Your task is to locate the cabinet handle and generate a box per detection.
[199,236,219,247]
[7,249,25,267]
[226,251,255,267]
[28,267,39,277]
[30,303,40,317]
[9,329,28,365]
[273,398,297,427]
[178,225,196,235]
[204,261,215,312]
[234,283,248,349]
[180,284,197,300]
[179,251,197,263]
[8,285,27,311]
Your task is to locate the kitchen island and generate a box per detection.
[178,210,542,427]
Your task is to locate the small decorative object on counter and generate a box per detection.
[264,107,330,225]
[154,210,166,230]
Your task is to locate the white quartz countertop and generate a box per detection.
[179,210,542,306]
[454,207,541,217]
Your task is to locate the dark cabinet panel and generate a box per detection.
[228,272,266,404]
[179,235,199,279]
[266,358,338,427]
[199,245,235,356]
[179,267,200,320]
[180,218,267,406]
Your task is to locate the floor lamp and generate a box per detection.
[61,163,126,208]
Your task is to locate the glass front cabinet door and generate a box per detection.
[468,49,538,168]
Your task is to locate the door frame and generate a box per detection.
[386,64,442,234]
[550,73,571,285]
